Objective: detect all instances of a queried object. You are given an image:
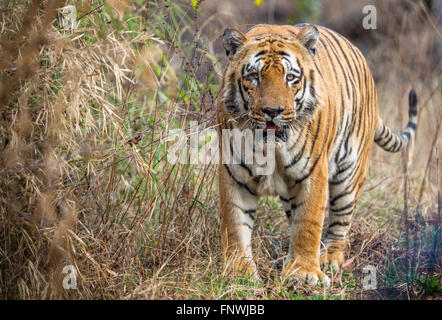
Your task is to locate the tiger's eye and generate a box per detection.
[286,74,296,81]
[251,73,259,80]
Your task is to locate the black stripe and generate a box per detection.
[229,134,253,176]
[321,31,351,98]
[330,201,354,213]
[255,50,268,57]
[335,161,355,176]
[335,113,350,163]
[224,164,257,196]
[301,113,322,171]
[324,29,358,92]
[280,195,296,202]
[330,160,361,185]
[317,37,341,93]
[407,121,417,130]
[237,222,253,230]
[304,84,316,111]
[340,87,359,163]
[343,37,364,93]
[356,59,369,140]
[327,230,343,236]
[225,72,241,114]
[333,210,354,217]
[389,138,400,152]
[243,208,256,220]
[312,59,326,86]
[291,202,304,210]
[328,221,350,228]
[374,124,386,142]
[292,131,327,185]
[285,128,309,168]
[408,89,417,116]
[295,77,307,107]
[281,56,292,67]
[277,51,289,56]
[326,230,345,239]
[330,189,354,206]
[379,131,394,148]
[237,78,248,111]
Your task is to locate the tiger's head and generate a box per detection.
[221,25,320,142]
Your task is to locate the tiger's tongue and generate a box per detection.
[265,121,281,131]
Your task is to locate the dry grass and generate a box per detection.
[0,0,440,300]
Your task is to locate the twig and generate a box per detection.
[76,4,104,21]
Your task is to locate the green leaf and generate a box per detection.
[254,0,264,6]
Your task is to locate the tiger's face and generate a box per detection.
[222,25,320,142]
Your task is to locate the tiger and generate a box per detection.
[216,24,418,285]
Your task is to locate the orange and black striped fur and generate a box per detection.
[216,24,417,285]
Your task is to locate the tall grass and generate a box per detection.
[0,0,440,299]
[0,0,220,299]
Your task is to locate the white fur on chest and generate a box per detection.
[254,168,288,197]
[226,130,312,198]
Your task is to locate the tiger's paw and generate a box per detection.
[320,241,346,272]
[224,256,260,281]
[320,251,344,272]
[287,271,331,287]
[281,259,330,287]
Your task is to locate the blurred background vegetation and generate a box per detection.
[0,0,440,299]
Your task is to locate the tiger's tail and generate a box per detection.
[374,89,418,153]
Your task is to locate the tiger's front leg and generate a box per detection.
[219,164,259,278]
[282,161,330,286]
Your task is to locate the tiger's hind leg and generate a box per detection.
[321,154,370,271]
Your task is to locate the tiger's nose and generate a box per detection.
[262,107,283,119]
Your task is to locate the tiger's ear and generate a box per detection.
[222,28,247,59]
[297,25,319,55]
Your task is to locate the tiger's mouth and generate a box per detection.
[263,121,287,142]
